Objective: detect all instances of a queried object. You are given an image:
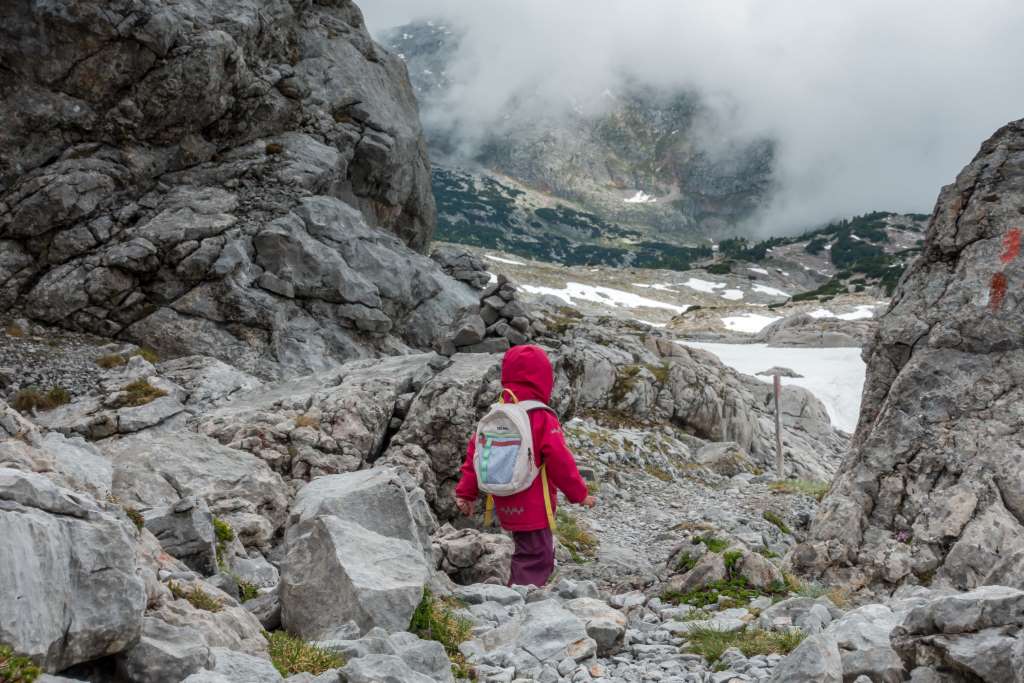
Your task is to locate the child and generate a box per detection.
[454,344,596,587]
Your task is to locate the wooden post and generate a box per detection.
[774,374,784,478]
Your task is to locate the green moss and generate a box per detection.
[237,580,260,603]
[0,644,40,682]
[409,590,473,679]
[168,581,222,612]
[662,576,782,608]
[683,626,805,664]
[762,510,792,535]
[134,347,160,363]
[675,552,698,574]
[647,362,671,384]
[556,510,599,563]
[723,550,743,573]
[265,630,344,676]
[693,535,729,554]
[611,365,642,404]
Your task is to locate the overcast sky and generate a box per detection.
[361,1,1024,234]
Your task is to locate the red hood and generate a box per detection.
[501,345,553,405]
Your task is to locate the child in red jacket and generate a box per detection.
[455,345,596,587]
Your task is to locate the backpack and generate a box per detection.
[473,388,557,530]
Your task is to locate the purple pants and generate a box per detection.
[509,528,555,587]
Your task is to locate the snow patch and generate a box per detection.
[720,313,782,334]
[520,282,690,314]
[624,191,657,204]
[721,289,744,301]
[682,278,726,293]
[808,305,877,321]
[682,342,866,433]
[751,284,790,297]
[485,254,525,266]
[747,267,770,275]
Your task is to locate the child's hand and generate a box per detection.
[582,495,597,508]
[455,498,476,516]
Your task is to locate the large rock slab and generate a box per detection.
[286,467,433,557]
[0,469,146,672]
[116,617,212,683]
[101,430,288,548]
[280,516,431,639]
[791,119,1024,592]
[0,0,483,379]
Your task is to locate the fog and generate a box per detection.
[361,1,1024,234]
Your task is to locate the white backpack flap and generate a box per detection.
[473,399,553,496]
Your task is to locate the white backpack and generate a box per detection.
[473,390,557,529]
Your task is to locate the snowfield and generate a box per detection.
[682,277,726,293]
[720,313,783,334]
[624,191,657,204]
[520,282,690,314]
[682,341,866,433]
[720,289,745,301]
[751,283,790,297]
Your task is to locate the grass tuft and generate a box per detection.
[684,626,805,664]
[11,386,70,413]
[662,575,789,608]
[293,414,319,429]
[723,550,743,573]
[645,463,673,482]
[124,506,145,530]
[409,589,473,679]
[237,579,260,603]
[135,347,160,363]
[0,644,40,682]
[168,581,222,612]
[213,518,234,571]
[693,535,729,554]
[675,552,699,574]
[113,379,167,408]
[762,510,792,535]
[769,479,830,501]
[265,630,344,677]
[96,353,128,369]
[556,509,599,563]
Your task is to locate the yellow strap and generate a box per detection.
[541,465,557,531]
[483,495,495,527]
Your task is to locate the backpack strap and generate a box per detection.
[541,464,557,531]
[518,399,555,413]
[484,494,496,528]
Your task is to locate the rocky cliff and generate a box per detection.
[791,119,1024,594]
[0,0,477,379]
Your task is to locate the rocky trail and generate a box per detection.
[2,0,1024,681]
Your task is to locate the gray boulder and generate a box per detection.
[280,516,430,639]
[561,598,627,656]
[341,654,435,683]
[143,496,218,575]
[287,468,433,558]
[792,119,1024,592]
[768,633,843,683]
[116,617,213,683]
[755,312,875,347]
[891,586,1024,682]
[101,430,288,548]
[433,525,514,585]
[0,469,146,672]
[185,647,283,683]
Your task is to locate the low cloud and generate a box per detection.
[362,0,1024,234]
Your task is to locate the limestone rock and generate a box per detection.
[102,431,288,548]
[768,633,843,683]
[562,598,628,656]
[116,617,213,683]
[0,469,146,672]
[433,525,514,585]
[341,654,434,683]
[280,516,431,639]
[143,496,218,575]
[792,120,1024,591]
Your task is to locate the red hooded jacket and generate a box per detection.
[455,345,589,531]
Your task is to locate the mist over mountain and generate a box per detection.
[362,0,1024,238]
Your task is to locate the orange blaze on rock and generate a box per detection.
[990,272,1008,311]
[1001,227,1021,264]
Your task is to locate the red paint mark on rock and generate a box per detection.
[1001,228,1021,264]
[990,272,1008,311]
